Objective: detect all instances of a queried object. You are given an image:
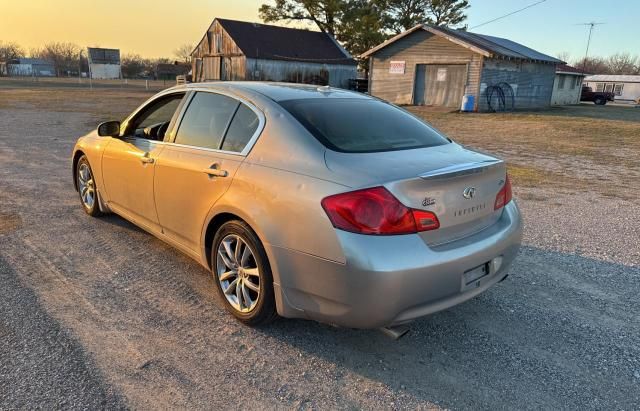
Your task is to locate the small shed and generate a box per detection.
[583,75,640,104]
[87,47,121,79]
[362,25,563,111]
[155,63,190,80]
[7,58,55,77]
[551,64,586,105]
[191,18,357,88]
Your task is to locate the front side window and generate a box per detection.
[127,94,184,140]
[278,98,449,153]
[174,92,239,150]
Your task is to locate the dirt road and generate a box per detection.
[1,88,639,409]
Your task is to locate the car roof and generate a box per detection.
[181,81,370,102]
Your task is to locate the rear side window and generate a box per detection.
[175,92,239,149]
[221,104,260,152]
[278,98,449,153]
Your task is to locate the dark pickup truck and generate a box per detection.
[581,86,615,105]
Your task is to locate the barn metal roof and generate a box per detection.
[362,24,562,64]
[216,19,356,65]
[556,64,587,75]
[584,74,640,83]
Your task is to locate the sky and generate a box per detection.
[1,0,638,62]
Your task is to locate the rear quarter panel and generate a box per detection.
[205,161,349,267]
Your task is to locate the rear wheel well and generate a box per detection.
[204,212,244,269]
[72,150,86,191]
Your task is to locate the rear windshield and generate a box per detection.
[278,98,450,153]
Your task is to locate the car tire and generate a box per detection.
[594,97,605,105]
[211,220,277,326]
[76,155,103,217]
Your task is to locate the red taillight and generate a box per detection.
[494,174,513,210]
[321,187,439,235]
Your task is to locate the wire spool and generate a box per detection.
[485,83,515,112]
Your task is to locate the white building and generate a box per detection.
[6,58,55,77]
[583,74,640,104]
[551,64,585,105]
[87,47,121,79]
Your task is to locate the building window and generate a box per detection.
[604,83,614,93]
[614,83,624,96]
[575,77,582,88]
[595,83,604,92]
[569,75,576,89]
[557,75,566,90]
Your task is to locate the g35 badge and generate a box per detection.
[422,197,436,207]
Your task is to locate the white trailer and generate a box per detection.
[583,75,640,104]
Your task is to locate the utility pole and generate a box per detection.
[576,22,605,74]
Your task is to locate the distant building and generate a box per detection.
[551,64,586,105]
[583,74,640,104]
[87,47,121,79]
[7,58,55,77]
[155,62,190,80]
[190,18,357,88]
[361,25,563,111]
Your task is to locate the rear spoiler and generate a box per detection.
[419,159,503,180]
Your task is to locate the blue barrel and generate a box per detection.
[461,94,475,112]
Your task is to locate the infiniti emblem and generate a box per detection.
[463,187,476,199]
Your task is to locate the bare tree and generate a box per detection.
[31,42,82,76]
[0,41,25,61]
[556,51,571,64]
[607,53,639,75]
[174,44,193,63]
[573,56,610,75]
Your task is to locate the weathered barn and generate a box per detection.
[583,74,640,104]
[362,25,563,111]
[87,47,121,79]
[6,58,55,77]
[191,18,357,87]
[551,64,585,105]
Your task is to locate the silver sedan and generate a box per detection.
[72,82,522,330]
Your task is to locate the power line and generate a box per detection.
[469,0,548,30]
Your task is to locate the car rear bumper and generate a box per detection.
[271,200,523,329]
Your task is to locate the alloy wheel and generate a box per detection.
[78,163,96,209]
[216,234,261,313]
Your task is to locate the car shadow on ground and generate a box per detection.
[253,246,640,409]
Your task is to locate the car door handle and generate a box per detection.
[203,163,228,177]
[140,152,154,164]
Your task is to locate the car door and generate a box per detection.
[154,91,263,252]
[101,92,186,232]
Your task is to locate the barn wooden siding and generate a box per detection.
[478,59,555,111]
[192,20,247,81]
[369,30,482,106]
[245,58,355,88]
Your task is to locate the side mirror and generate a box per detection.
[97,121,120,137]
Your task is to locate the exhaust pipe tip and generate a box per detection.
[379,325,410,340]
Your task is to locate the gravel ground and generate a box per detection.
[0,90,639,409]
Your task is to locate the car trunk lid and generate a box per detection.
[324,143,507,245]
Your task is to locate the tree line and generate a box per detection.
[0,41,193,78]
[259,0,469,58]
[569,54,640,76]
